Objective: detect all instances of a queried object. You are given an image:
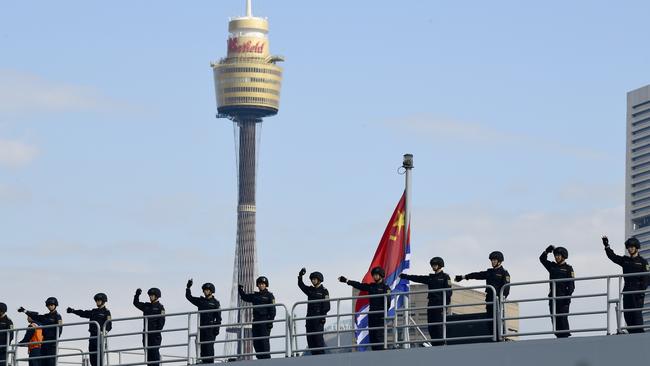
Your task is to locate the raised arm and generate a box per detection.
[24,311,49,325]
[69,308,93,319]
[238,285,254,303]
[539,246,554,272]
[185,288,202,307]
[465,271,488,280]
[133,289,145,311]
[345,280,372,292]
[400,274,431,285]
[297,268,310,296]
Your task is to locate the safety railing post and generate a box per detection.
[144,315,149,365]
[238,316,243,361]
[606,277,611,335]
[403,293,410,349]
[404,294,410,349]
[442,288,447,343]
[55,319,60,366]
[189,313,195,365]
[391,295,398,348]
[285,306,291,358]
[103,321,111,366]
[491,286,497,342]
[290,305,298,357]
[617,276,623,334]
[336,300,341,350]
[94,321,101,366]
[551,280,557,336]
[380,295,390,349]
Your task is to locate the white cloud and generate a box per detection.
[0,69,128,113]
[0,139,38,167]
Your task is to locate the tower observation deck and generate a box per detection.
[212,3,284,119]
[210,0,284,359]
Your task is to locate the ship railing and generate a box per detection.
[499,272,650,339]
[393,285,499,347]
[1,320,100,366]
[290,285,498,355]
[102,303,290,366]
[290,292,392,354]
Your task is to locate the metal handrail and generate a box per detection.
[102,302,290,364]
[3,272,650,363]
[290,285,499,355]
[1,320,100,366]
[499,272,650,339]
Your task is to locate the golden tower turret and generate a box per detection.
[212,0,284,118]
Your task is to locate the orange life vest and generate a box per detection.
[28,323,43,351]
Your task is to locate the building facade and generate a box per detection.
[625,84,650,325]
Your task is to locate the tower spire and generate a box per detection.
[246,0,252,17]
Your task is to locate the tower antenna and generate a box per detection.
[246,0,252,17]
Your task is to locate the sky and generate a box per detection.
[1,0,650,345]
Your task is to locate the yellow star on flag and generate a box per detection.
[389,210,405,241]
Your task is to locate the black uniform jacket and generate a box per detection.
[465,267,511,299]
[298,277,331,318]
[539,253,575,297]
[25,311,62,340]
[238,288,276,324]
[133,296,166,333]
[185,289,222,334]
[346,281,391,312]
[402,272,452,306]
[71,308,112,334]
[0,315,14,346]
[605,247,650,290]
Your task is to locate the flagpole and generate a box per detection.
[402,153,413,348]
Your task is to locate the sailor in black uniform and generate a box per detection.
[298,268,330,355]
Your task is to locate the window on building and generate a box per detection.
[632,215,650,230]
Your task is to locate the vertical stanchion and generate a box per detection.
[492,287,497,342]
[401,153,413,349]
[336,300,341,350]
[606,278,611,335]
[55,321,60,366]
[284,307,290,358]
[551,281,557,336]
[617,276,623,334]
[190,314,195,365]
[380,295,390,349]
[144,317,149,365]
[103,322,111,366]
[442,288,447,343]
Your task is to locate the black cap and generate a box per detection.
[147,288,162,298]
[489,251,504,262]
[625,238,641,249]
[256,276,269,286]
[45,297,58,306]
[309,272,324,282]
[94,293,108,302]
[553,246,569,259]
[202,283,216,293]
[0,303,7,313]
[371,266,386,278]
[429,257,445,268]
